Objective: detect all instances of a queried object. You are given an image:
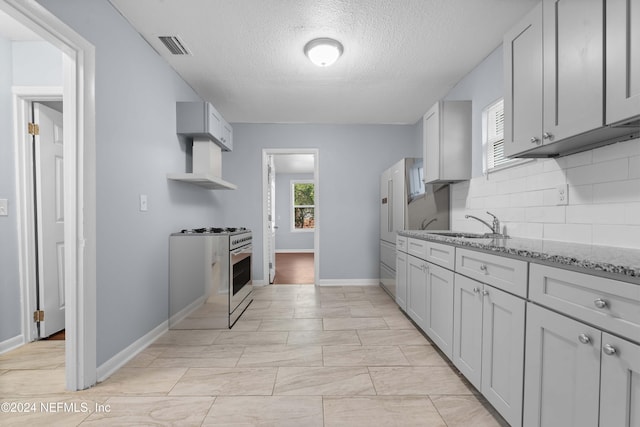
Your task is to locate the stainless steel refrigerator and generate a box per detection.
[379,158,450,299]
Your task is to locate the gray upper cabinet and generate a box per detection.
[423,100,471,184]
[504,0,636,158]
[542,0,604,144]
[504,3,543,158]
[177,101,232,151]
[606,0,640,126]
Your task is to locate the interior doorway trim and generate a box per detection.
[262,148,319,286]
[3,0,97,391]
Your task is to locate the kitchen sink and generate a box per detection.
[427,231,509,239]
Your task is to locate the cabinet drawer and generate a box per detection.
[408,238,428,259]
[424,241,455,270]
[396,235,408,252]
[455,248,528,297]
[529,263,640,342]
[407,238,455,269]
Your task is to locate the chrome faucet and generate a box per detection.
[464,211,501,235]
[421,218,437,230]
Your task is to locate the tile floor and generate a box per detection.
[0,285,508,426]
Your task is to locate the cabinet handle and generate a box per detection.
[543,132,553,140]
[482,290,489,296]
[472,287,480,294]
[578,334,591,345]
[479,264,488,273]
[602,344,617,356]
[530,137,539,144]
[594,298,608,309]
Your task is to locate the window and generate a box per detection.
[291,180,315,231]
[483,98,512,172]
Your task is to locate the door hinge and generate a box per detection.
[33,310,45,322]
[28,122,40,136]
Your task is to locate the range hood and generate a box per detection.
[167,138,237,190]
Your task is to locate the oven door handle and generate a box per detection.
[231,245,252,256]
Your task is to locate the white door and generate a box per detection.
[33,102,65,337]
[266,155,276,284]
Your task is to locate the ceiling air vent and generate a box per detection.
[158,36,191,55]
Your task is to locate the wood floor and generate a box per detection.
[273,252,314,284]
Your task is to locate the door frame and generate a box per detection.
[3,0,97,391]
[14,88,63,343]
[261,148,319,286]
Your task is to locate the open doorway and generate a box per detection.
[1,0,97,391]
[262,149,319,286]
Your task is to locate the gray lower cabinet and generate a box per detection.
[406,254,454,359]
[396,250,408,311]
[407,254,428,330]
[424,263,454,359]
[599,333,640,426]
[524,303,601,427]
[454,274,525,427]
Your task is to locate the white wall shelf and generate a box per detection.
[166,173,237,190]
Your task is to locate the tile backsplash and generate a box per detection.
[451,137,640,249]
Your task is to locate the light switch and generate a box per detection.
[139,194,148,212]
[0,199,7,216]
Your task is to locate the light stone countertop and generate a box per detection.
[398,230,640,285]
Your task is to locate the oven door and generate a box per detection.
[229,244,252,314]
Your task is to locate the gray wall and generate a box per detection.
[275,173,314,251]
[37,0,223,365]
[217,123,420,282]
[445,46,504,178]
[0,36,20,344]
[12,41,63,86]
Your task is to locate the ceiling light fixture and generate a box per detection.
[304,38,344,67]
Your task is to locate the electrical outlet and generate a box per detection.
[0,199,7,216]
[556,185,568,205]
[139,194,148,212]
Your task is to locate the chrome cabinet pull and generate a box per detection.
[530,137,539,144]
[603,344,617,356]
[472,287,480,294]
[578,334,591,345]
[479,264,488,274]
[482,290,489,296]
[543,132,553,139]
[594,298,608,309]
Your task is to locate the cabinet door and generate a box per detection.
[407,255,428,330]
[599,333,640,427]
[523,304,601,427]
[425,263,454,359]
[542,0,604,143]
[481,285,525,427]
[396,251,408,311]
[606,0,640,125]
[206,102,222,140]
[452,274,483,388]
[504,2,543,157]
[423,102,440,184]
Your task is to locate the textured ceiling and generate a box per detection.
[110,0,539,124]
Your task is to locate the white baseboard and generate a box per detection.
[96,320,168,383]
[0,334,25,355]
[318,279,380,286]
[276,249,314,253]
[168,296,205,328]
